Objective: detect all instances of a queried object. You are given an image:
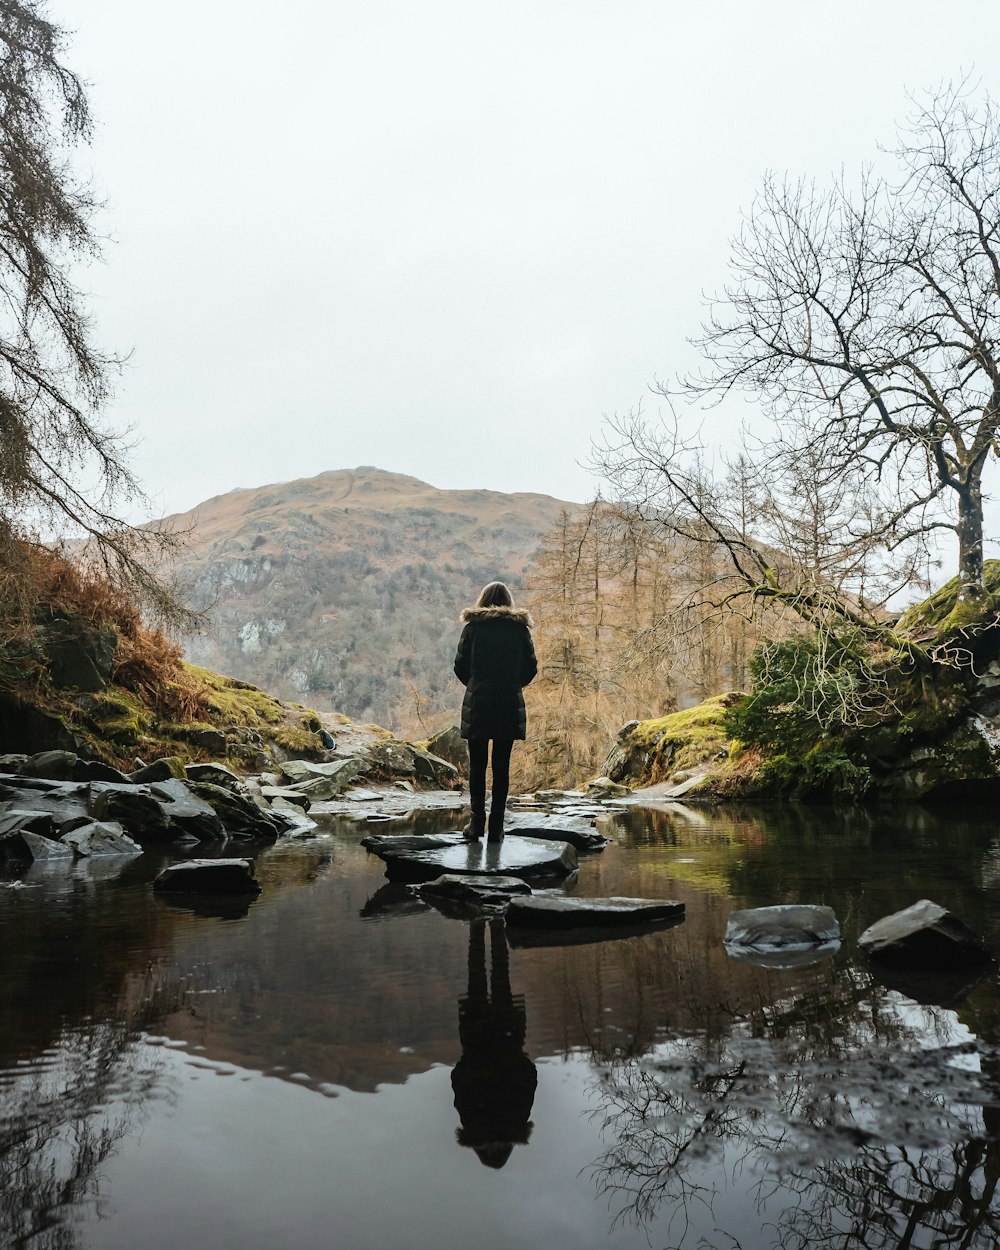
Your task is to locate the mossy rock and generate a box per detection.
[604,694,739,787]
[897,561,1000,639]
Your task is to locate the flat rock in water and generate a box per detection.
[414,874,532,907]
[363,831,578,882]
[858,899,994,969]
[506,894,684,929]
[153,857,262,895]
[724,904,841,951]
[502,812,607,851]
[62,820,142,857]
[260,785,311,809]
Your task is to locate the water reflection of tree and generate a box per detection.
[0,971,180,1250]
[588,981,1000,1250]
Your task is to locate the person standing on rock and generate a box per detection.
[453,581,537,841]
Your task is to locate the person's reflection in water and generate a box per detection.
[451,917,537,1169]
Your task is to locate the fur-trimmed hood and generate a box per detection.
[460,605,534,628]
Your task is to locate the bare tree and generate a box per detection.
[0,1,186,624]
[684,81,1000,608]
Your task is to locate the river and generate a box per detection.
[3,801,1000,1249]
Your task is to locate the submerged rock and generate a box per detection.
[153,857,262,895]
[362,831,578,883]
[858,899,994,968]
[724,904,841,951]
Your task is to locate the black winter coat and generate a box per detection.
[453,607,538,741]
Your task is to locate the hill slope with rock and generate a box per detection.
[164,466,577,730]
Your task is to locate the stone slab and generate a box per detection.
[505,894,684,929]
[501,813,608,851]
[363,831,578,883]
[153,857,262,895]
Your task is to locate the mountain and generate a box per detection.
[165,466,577,730]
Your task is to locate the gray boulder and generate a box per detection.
[260,785,311,809]
[411,749,461,789]
[724,904,841,951]
[858,899,994,969]
[43,616,116,691]
[149,779,227,840]
[426,726,469,774]
[73,759,132,783]
[62,820,142,857]
[23,750,80,780]
[153,857,262,895]
[187,782,282,840]
[185,762,243,790]
[1,811,59,860]
[0,778,91,830]
[89,783,172,841]
[22,830,74,861]
[129,758,185,784]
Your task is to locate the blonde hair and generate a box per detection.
[475,581,514,609]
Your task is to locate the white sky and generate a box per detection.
[66,0,1000,532]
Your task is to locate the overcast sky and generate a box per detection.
[67,0,1000,527]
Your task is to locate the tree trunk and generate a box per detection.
[957,480,985,604]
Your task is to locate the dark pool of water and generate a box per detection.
[3,801,1000,1249]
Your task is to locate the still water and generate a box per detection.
[3,802,1000,1250]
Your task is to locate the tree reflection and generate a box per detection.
[451,918,537,1169]
[0,970,180,1250]
[588,981,1000,1250]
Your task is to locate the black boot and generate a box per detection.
[467,807,486,841]
[487,805,505,842]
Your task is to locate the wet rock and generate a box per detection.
[268,797,318,831]
[89,783,172,841]
[425,726,469,775]
[363,831,578,883]
[129,757,185,784]
[0,777,91,830]
[0,754,28,773]
[724,904,841,951]
[185,762,243,790]
[149,779,227,840]
[858,899,994,969]
[1,811,58,860]
[152,857,262,895]
[414,874,532,912]
[260,785,311,809]
[502,813,607,852]
[187,782,282,841]
[506,895,684,929]
[23,750,79,781]
[62,820,142,857]
[22,830,74,861]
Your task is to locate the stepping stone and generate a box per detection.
[724,904,840,952]
[502,813,608,852]
[414,874,532,915]
[362,832,577,882]
[858,899,994,969]
[506,894,684,929]
[153,858,262,895]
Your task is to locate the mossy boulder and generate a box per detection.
[602,694,739,787]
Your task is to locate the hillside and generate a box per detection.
[165,466,577,729]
